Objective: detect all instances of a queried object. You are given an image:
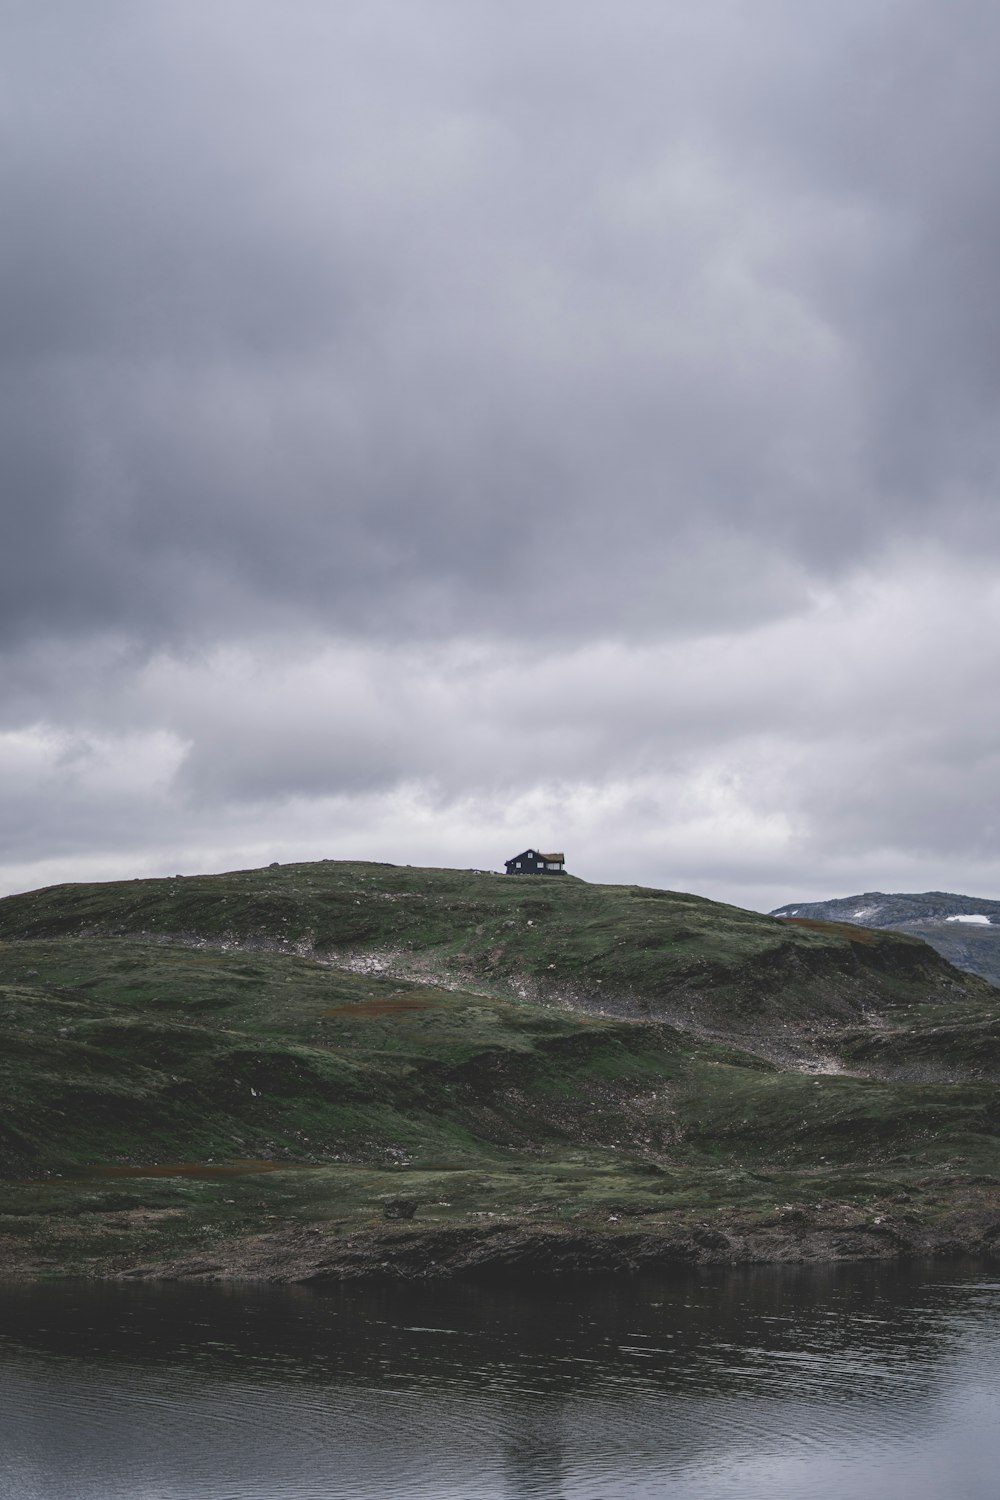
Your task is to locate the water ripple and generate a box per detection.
[2,1264,999,1500]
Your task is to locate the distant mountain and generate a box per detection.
[770,891,1000,987]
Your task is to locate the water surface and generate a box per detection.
[2,1262,998,1499]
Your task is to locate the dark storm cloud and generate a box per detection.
[4,1,1000,904]
[5,0,1000,654]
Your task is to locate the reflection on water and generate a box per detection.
[2,1263,999,1499]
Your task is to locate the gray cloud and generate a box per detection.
[3,1,1000,904]
[5,1,999,646]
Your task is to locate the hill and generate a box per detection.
[2,861,1000,1281]
[771,891,1000,988]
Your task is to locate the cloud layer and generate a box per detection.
[3,1,1000,906]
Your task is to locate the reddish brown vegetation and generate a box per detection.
[780,917,880,945]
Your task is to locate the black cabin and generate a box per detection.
[505,848,565,876]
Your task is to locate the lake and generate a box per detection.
[1,1262,998,1499]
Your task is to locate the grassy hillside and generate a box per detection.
[2,862,999,1279]
[0,860,979,1032]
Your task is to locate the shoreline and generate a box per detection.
[5,1205,1000,1284]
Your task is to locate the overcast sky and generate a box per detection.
[3,0,1000,911]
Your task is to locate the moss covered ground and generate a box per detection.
[1,860,999,1277]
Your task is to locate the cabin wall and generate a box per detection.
[505,851,565,875]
